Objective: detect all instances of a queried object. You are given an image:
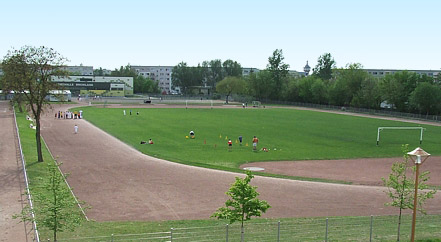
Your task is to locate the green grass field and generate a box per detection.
[73,106,441,171]
[15,107,441,241]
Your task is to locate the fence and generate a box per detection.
[13,106,40,242]
[259,99,441,123]
[85,96,441,123]
[56,214,441,241]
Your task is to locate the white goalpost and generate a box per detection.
[376,127,425,145]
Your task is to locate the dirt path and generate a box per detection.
[0,101,30,241]
[39,104,441,221]
[242,157,441,186]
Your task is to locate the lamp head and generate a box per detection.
[407,147,430,165]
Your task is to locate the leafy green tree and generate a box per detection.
[93,67,105,76]
[171,62,202,95]
[266,49,290,99]
[222,59,242,77]
[312,53,336,80]
[409,82,441,115]
[202,59,225,90]
[310,78,328,104]
[134,75,160,94]
[15,162,85,241]
[211,171,270,242]
[297,76,314,103]
[328,63,367,106]
[246,71,273,100]
[382,145,436,242]
[216,76,247,104]
[283,77,300,102]
[351,77,382,109]
[328,78,348,106]
[2,46,68,162]
[379,71,420,112]
[111,64,137,77]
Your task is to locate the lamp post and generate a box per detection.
[407,147,430,242]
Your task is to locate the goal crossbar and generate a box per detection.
[376,127,425,145]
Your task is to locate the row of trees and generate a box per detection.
[171,59,243,94]
[172,50,441,116]
[279,61,441,115]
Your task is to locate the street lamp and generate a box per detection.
[407,147,431,242]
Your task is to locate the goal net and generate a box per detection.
[376,127,425,145]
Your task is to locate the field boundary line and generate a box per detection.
[41,136,89,221]
[13,106,40,242]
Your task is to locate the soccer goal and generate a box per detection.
[376,127,425,145]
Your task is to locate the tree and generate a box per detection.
[134,75,160,94]
[297,76,314,103]
[110,64,137,77]
[310,78,328,104]
[246,70,273,100]
[351,77,382,109]
[409,82,441,115]
[222,59,242,77]
[216,76,247,104]
[266,49,290,99]
[15,162,85,241]
[2,46,68,162]
[171,62,202,95]
[93,67,105,76]
[382,145,436,242]
[211,171,270,242]
[330,63,370,106]
[379,71,420,112]
[202,59,225,90]
[312,53,336,80]
[283,77,300,102]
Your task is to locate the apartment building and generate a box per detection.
[63,65,94,76]
[365,69,440,78]
[131,66,174,94]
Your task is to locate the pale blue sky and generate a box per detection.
[1,0,440,71]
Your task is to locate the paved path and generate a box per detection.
[40,104,441,221]
[0,101,29,241]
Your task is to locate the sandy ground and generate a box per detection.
[0,101,31,242]
[37,103,441,222]
[242,157,441,186]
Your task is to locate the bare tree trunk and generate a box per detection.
[397,207,402,241]
[35,118,44,162]
[240,224,244,242]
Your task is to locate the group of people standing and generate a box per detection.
[227,135,259,151]
[55,110,82,119]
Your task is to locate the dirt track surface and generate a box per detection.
[0,101,29,241]
[40,103,441,221]
[242,157,441,186]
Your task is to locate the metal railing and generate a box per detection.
[55,214,441,241]
[13,106,40,242]
[259,99,441,123]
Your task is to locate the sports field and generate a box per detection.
[17,102,441,240]
[73,106,441,170]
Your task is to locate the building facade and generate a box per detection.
[131,66,174,94]
[364,69,440,78]
[52,75,133,97]
[62,66,94,76]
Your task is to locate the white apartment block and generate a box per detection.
[63,65,94,76]
[131,66,174,94]
[242,68,261,76]
[365,69,440,78]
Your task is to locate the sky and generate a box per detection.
[1,0,440,72]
